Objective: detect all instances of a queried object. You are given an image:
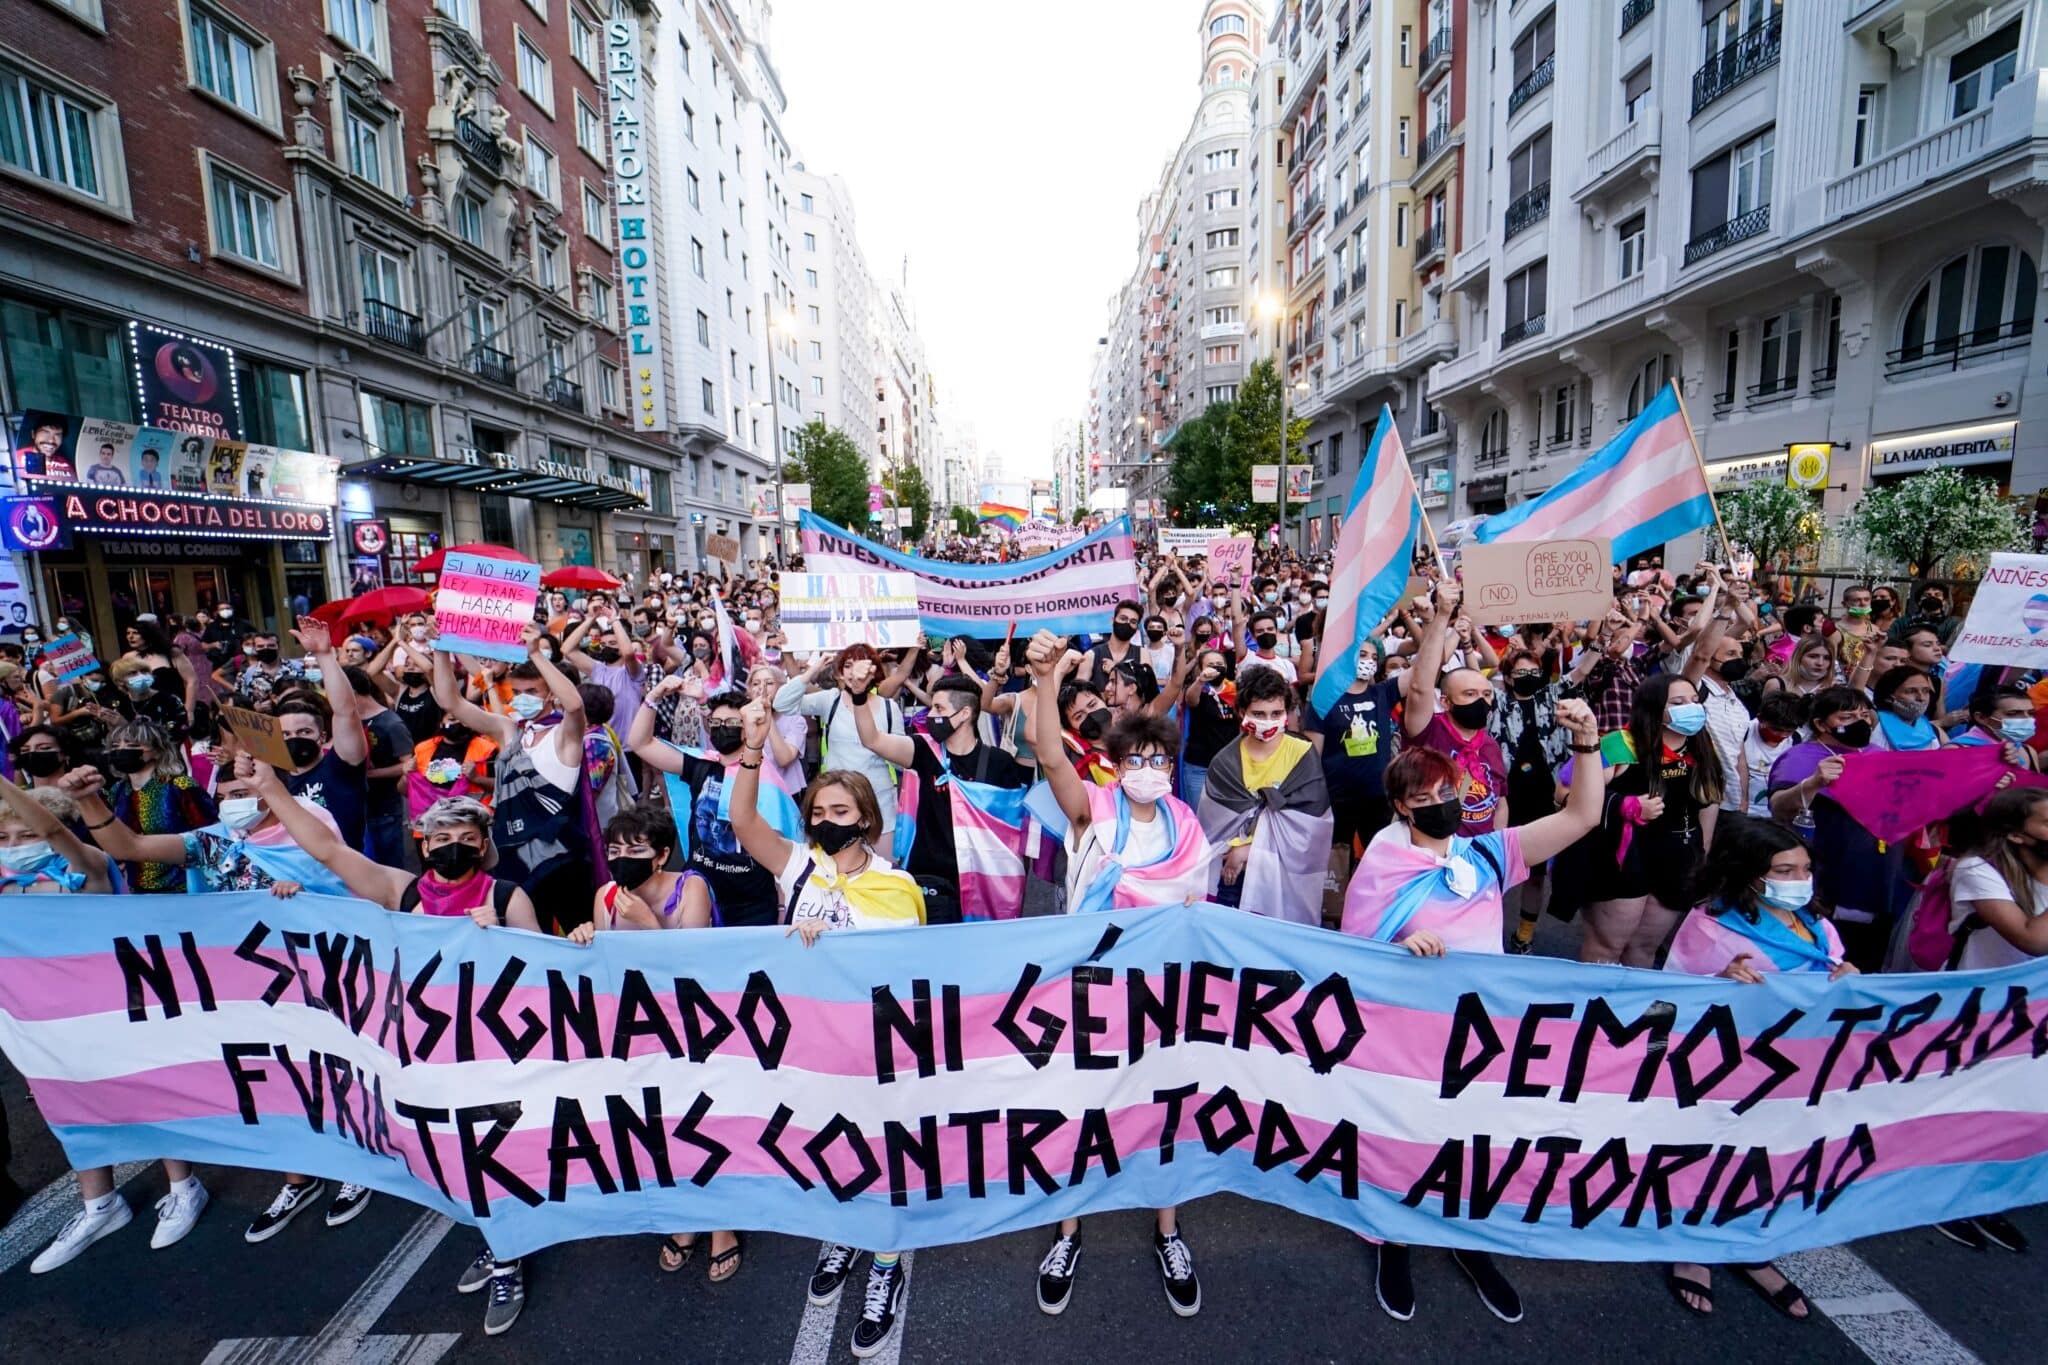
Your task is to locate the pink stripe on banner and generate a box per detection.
[1498,412,1697,543]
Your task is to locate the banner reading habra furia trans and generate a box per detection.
[2,894,2044,1262]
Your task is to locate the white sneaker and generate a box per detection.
[31,1197,133,1273]
[150,1181,210,1249]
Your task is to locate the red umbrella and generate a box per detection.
[309,598,354,626]
[541,565,623,591]
[336,585,433,630]
[412,542,533,576]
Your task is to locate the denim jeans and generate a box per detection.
[1181,763,1209,808]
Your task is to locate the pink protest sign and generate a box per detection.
[36,633,97,682]
[1826,744,2012,844]
[1207,535,1253,583]
[433,551,541,663]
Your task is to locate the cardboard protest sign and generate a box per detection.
[37,633,97,682]
[1458,536,1613,626]
[1207,536,1254,583]
[1950,553,2048,668]
[779,571,923,651]
[705,533,741,566]
[433,551,541,664]
[218,705,297,771]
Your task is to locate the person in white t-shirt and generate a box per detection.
[1237,610,1298,687]
[1736,692,1806,818]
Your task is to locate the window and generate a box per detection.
[701,379,716,413]
[1507,129,1551,200]
[188,4,267,121]
[237,360,309,448]
[356,243,404,307]
[1756,310,1802,396]
[598,359,619,407]
[1206,228,1240,249]
[695,310,710,346]
[359,391,433,458]
[1393,299,1408,338]
[1399,26,1412,66]
[810,376,825,395]
[1822,293,1842,377]
[1623,64,1651,124]
[810,340,823,360]
[576,96,603,157]
[206,162,283,270]
[1691,127,1773,238]
[1394,203,1408,246]
[1479,409,1508,461]
[1625,353,1673,419]
[343,102,390,190]
[1504,260,1547,330]
[1,300,133,419]
[1511,8,1555,85]
[1550,382,1577,445]
[517,33,552,110]
[570,11,598,74]
[1720,328,1740,403]
[721,229,730,260]
[327,0,383,65]
[1209,13,1246,37]
[1207,384,1239,404]
[588,274,612,325]
[582,183,608,240]
[1396,116,1411,158]
[1949,22,2020,119]
[1205,188,1240,210]
[1733,128,1774,216]
[681,100,695,143]
[1206,343,1241,364]
[1852,87,1881,167]
[434,0,477,29]
[524,132,557,201]
[1898,243,2038,363]
[805,267,819,287]
[1204,148,1239,172]
[462,294,501,353]
[1207,305,1240,325]
[0,62,111,200]
[804,231,818,251]
[1617,213,1646,280]
[800,191,815,212]
[808,305,820,324]
[1702,0,1778,64]
[537,238,564,292]
[1205,266,1239,288]
[454,193,485,247]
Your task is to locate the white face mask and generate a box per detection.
[1121,767,1172,803]
[219,797,264,832]
[2,839,53,871]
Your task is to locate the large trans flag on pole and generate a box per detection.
[1310,406,1421,716]
[1472,380,1716,564]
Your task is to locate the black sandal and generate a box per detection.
[1735,1264,1809,1320]
[659,1234,696,1273]
[707,1232,744,1283]
[1666,1268,1714,1315]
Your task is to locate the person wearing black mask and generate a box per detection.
[1767,686,1903,969]
[9,725,77,790]
[1057,678,1118,784]
[1402,585,1509,837]
[102,717,216,892]
[386,636,445,743]
[1486,643,1599,951]
[1680,568,1753,811]
[1886,583,1960,650]
[265,620,369,852]
[1078,598,1144,683]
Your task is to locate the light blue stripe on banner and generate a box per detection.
[1476,383,1682,542]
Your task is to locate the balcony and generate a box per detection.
[1199,320,1246,340]
[1571,259,1663,333]
[1473,445,1511,472]
[1419,27,1453,85]
[1619,0,1654,35]
[1683,204,1770,265]
[1398,317,1456,371]
[456,115,503,175]
[544,374,585,414]
[1507,54,1555,117]
[1885,318,2034,379]
[1824,105,1994,223]
[1500,314,1547,349]
[1414,221,1446,268]
[1810,363,1838,396]
[1331,281,1350,307]
[468,344,516,388]
[1745,376,1798,409]
[361,298,425,353]
[1691,15,1781,116]
[1351,263,1368,291]
[1430,344,1491,394]
[1575,109,1661,202]
[1416,120,1452,172]
[1503,182,1550,240]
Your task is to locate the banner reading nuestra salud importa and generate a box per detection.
[2,894,2044,1262]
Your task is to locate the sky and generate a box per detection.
[771,0,1204,479]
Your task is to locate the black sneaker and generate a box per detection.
[809,1243,861,1306]
[850,1258,905,1359]
[1452,1248,1524,1324]
[1154,1230,1200,1317]
[325,1183,372,1227]
[456,1248,495,1294]
[482,1260,524,1336]
[1375,1242,1415,1321]
[1937,1219,1990,1250]
[1037,1231,1081,1315]
[244,1179,325,1243]
[1974,1214,2030,1253]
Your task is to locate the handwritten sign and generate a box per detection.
[1207,535,1254,583]
[433,551,541,664]
[1160,528,1224,558]
[37,633,96,682]
[781,483,812,521]
[778,571,922,652]
[1951,552,2048,668]
[1457,536,1613,626]
[705,533,740,566]
[218,705,297,772]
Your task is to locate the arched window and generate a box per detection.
[1210,12,1248,39]
[1898,243,2036,368]
[1478,409,1508,465]
[1625,352,1674,420]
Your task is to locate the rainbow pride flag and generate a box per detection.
[977,502,1028,533]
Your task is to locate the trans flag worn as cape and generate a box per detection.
[660,743,803,871]
[1311,406,1423,716]
[1062,782,1212,915]
[892,734,1030,920]
[1194,738,1334,926]
[1665,902,1846,977]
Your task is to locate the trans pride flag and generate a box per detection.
[1473,380,1715,565]
[977,503,1027,533]
[1310,406,1422,716]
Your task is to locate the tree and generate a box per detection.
[1225,358,1310,522]
[1844,468,2028,581]
[1720,483,1825,572]
[886,461,933,543]
[1164,404,1234,523]
[784,421,871,531]
[949,504,977,537]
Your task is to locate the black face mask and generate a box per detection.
[1510,673,1544,698]
[1408,798,1463,840]
[400,671,428,688]
[284,736,323,768]
[1448,698,1492,731]
[926,713,956,745]
[1112,620,1138,642]
[1717,658,1751,683]
[1256,632,1279,651]
[17,749,63,778]
[1831,719,1873,749]
[424,841,483,879]
[108,747,150,774]
[1078,710,1109,741]
[254,647,279,664]
[1145,627,1166,642]
[1158,592,1178,607]
[441,725,473,748]
[808,818,865,855]
[707,723,744,754]
[610,854,659,890]
[591,646,619,665]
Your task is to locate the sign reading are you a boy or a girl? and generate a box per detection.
[779,572,922,652]
[434,552,542,664]
[1458,537,1615,627]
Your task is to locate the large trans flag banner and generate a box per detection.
[2,894,2044,1262]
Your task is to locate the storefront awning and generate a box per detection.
[343,455,646,512]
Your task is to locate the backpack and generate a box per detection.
[1905,861,1981,971]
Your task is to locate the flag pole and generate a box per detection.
[1668,379,1736,563]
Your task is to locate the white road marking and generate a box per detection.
[201,1208,456,1365]
[789,1246,915,1365]
[1776,1245,1982,1365]
[0,1160,152,1277]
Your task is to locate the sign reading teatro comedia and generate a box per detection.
[606,16,666,432]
